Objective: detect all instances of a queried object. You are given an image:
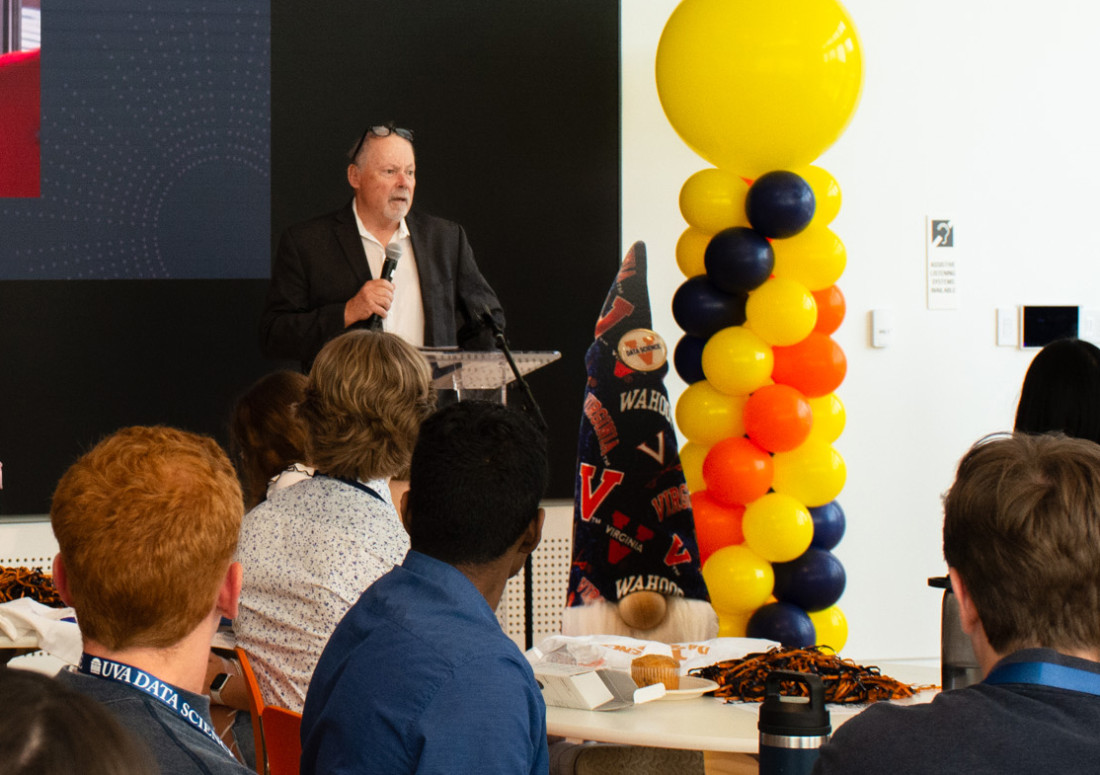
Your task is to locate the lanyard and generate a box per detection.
[321,474,385,503]
[984,661,1100,697]
[77,654,233,754]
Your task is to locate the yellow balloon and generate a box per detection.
[703,544,774,613]
[676,227,711,277]
[808,604,848,652]
[655,0,864,177]
[742,493,814,563]
[679,168,751,234]
[771,225,847,292]
[772,440,847,507]
[807,393,846,443]
[701,327,774,396]
[676,380,748,447]
[794,165,842,226]
[744,277,818,347]
[716,607,753,638]
[680,441,710,493]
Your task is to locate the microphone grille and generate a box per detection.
[385,243,403,263]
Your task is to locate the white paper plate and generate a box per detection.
[655,675,719,701]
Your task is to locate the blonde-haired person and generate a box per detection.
[233,330,435,712]
[51,426,251,775]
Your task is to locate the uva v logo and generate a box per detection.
[664,534,692,566]
[579,463,624,521]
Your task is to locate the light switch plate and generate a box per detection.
[996,307,1018,347]
[871,309,892,348]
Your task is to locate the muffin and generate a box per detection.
[630,654,680,690]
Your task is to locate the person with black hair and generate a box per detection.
[0,667,157,775]
[300,401,549,775]
[1014,337,1100,444]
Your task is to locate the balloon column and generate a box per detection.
[657,0,863,651]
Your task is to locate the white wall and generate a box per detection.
[623,0,1100,659]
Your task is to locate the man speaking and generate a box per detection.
[260,123,504,370]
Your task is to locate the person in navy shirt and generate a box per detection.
[302,401,550,775]
[815,433,1100,775]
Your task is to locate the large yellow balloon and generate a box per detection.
[676,227,711,277]
[771,225,847,292]
[656,0,864,177]
[680,440,710,492]
[742,493,814,562]
[807,392,846,443]
[701,327,774,396]
[679,168,751,234]
[676,380,748,447]
[772,440,847,507]
[808,604,848,652]
[794,165,842,226]
[703,544,775,613]
[745,277,818,347]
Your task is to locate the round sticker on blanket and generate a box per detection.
[617,328,668,372]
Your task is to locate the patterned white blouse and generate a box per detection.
[233,475,409,712]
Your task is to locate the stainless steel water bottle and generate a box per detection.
[928,575,981,689]
[758,670,831,775]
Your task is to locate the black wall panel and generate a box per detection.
[0,280,289,514]
[0,0,620,514]
[271,0,622,500]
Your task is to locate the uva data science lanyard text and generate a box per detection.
[78,653,233,754]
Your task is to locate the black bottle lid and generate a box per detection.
[758,670,832,737]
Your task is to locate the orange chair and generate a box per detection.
[235,646,303,775]
[235,646,266,772]
[262,706,303,775]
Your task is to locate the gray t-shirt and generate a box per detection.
[813,649,1100,775]
[58,668,252,775]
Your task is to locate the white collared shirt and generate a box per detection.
[352,203,426,346]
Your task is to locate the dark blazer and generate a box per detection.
[260,202,505,370]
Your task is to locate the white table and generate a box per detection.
[546,661,939,766]
[0,633,40,663]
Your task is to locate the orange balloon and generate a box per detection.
[743,384,814,452]
[691,490,745,565]
[702,437,774,506]
[812,285,846,335]
[772,333,847,398]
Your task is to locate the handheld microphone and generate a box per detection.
[366,243,403,330]
[476,303,503,336]
[380,243,402,281]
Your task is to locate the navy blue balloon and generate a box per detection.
[745,171,816,239]
[671,275,748,339]
[747,602,816,648]
[674,335,707,384]
[809,500,846,550]
[704,227,774,294]
[773,549,846,612]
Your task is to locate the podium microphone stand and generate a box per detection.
[419,338,559,649]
